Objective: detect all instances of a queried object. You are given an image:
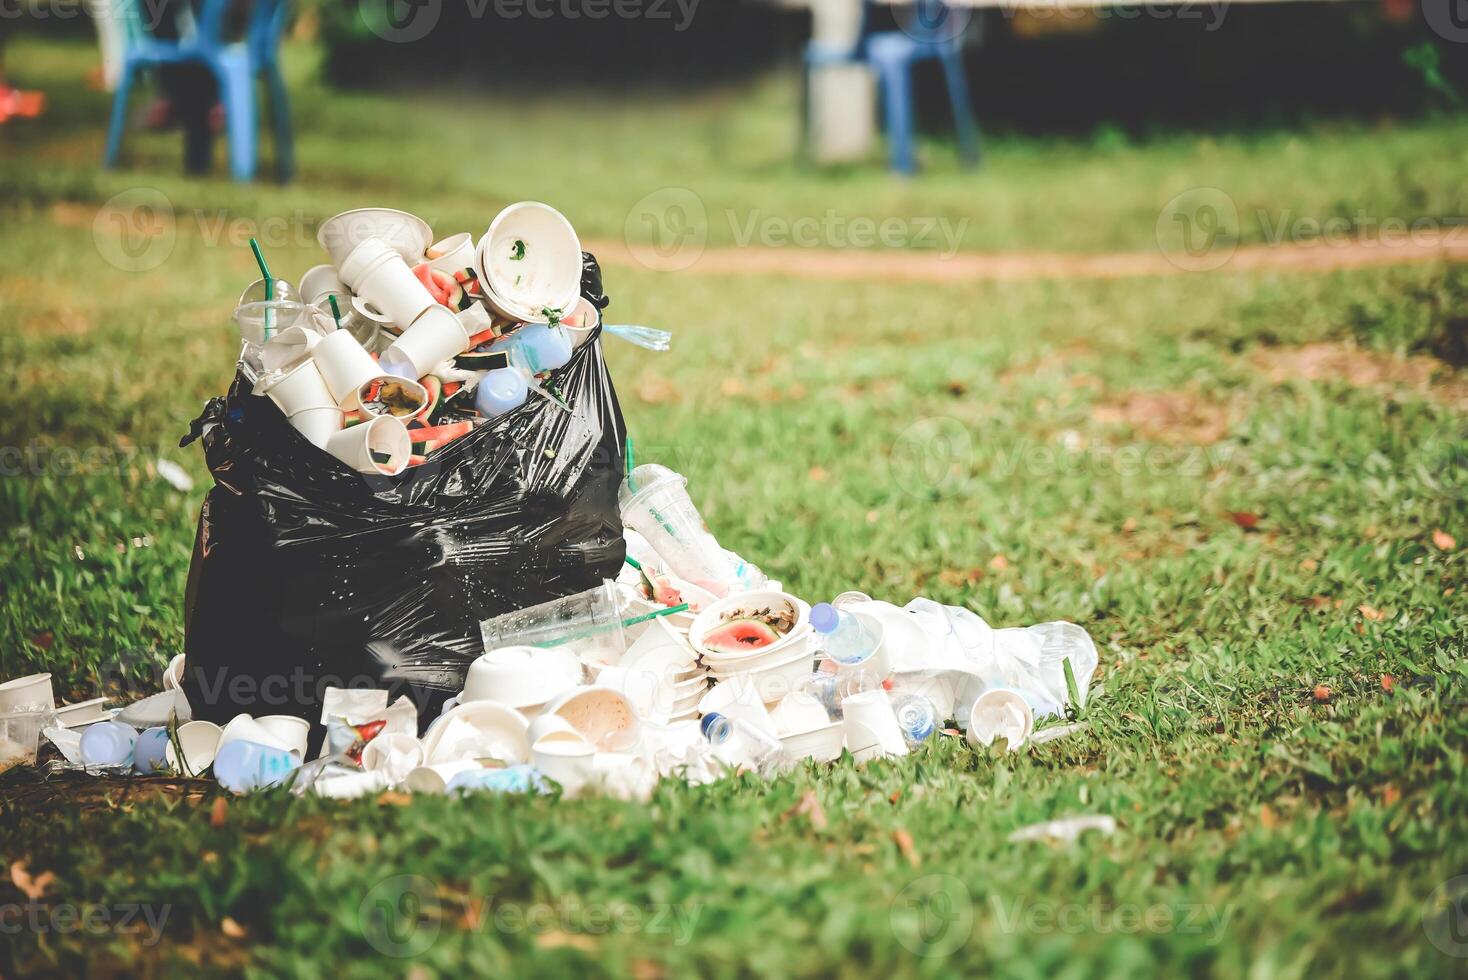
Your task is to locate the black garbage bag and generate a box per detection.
[179,255,626,736]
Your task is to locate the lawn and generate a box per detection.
[2,34,1466,978]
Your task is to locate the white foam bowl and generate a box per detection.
[474,202,583,323]
[318,208,433,267]
[546,686,640,752]
[463,645,583,710]
[707,646,818,704]
[700,627,814,673]
[689,590,811,660]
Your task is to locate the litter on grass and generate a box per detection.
[7,202,1103,806]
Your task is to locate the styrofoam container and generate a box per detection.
[689,590,812,660]
[423,700,530,766]
[700,627,815,673]
[707,645,818,705]
[54,697,111,728]
[318,208,432,267]
[778,720,845,764]
[0,673,54,712]
[463,646,582,711]
[474,202,583,323]
[532,738,595,795]
[404,760,481,794]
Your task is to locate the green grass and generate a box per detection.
[2,35,1467,979]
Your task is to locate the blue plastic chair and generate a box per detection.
[104,0,294,182]
[803,0,980,175]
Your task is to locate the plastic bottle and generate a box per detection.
[447,765,547,795]
[214,739,300,794]
[474,366,530,417]
[810,602,879,666]
[890,692,938,746]
[79,720,137,768]
[491,324,572,376]
[701,712,782,776]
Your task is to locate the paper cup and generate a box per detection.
[165,719,223,776]
[426,232,477,274]
[474,202,583,323]
[253,715,310,758]
[308,330,380,406]
[219,713,299,757]
[298,264,347,308]
[532,739,595,795]
[259,358,343,449]
[547,686,641,753]
[560,296,601,349]
[0,672,53,711]
[382,304,472,379]
[339,237,435,330]
[324,415,411,476]
[55,697,111,728]
[778,721,846,764]
[841,691,908,760]
[318,208,432,267]
[162,654,186,692]
[966,689,1034,751]
[404,760,481,794]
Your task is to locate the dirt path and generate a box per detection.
[585,236,1468,283]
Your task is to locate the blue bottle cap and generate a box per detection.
[810,603,839,634]
[699,712,726,739]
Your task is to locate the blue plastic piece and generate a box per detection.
[475,367,530,417]
[213,739,299,794]
[132,726,171,774]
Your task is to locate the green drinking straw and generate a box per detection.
[625,436,635,488]
[328,294,343,329]
[248,237,273,340]
[530,602,689,649]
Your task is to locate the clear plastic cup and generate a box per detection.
[478,580,627,662]
[618,464,737,593]
[233,300,311,346]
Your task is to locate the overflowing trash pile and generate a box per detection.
[0,202,1100,801]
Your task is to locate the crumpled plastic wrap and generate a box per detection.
[179,256,627,739]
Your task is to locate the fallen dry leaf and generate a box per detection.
[30,631,54,651]
[1299,558,1318,572]
[1305,595,1331,610]
[1358,605,1385,622]
[807,466,828,482]
[536,930,599,952]
[1381,784,1401,807]
[220,917,246,939]
[988,554,1010,572]
[376,791,413,807]
[1313,685,1331,703]
[10,861,55,900]
[893,828,920,867]
[785,790,829,831]
[1226,511,1261,530]
[210,797,228,828]
[1259,804,1279,829]
[1432,529,1457,551]
[1381,674,1395,693]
